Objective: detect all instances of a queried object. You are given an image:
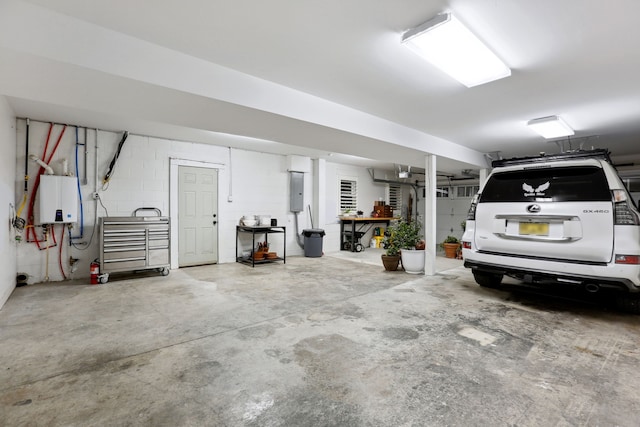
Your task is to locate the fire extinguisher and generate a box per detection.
[90,260,100,285]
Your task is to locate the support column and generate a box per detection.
[479,168,489,187]
[424,154,437,275]
[313,158,326,229]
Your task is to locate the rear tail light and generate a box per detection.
[466,194,479,220]
[462,241,472,250]
[615,255,640,265]
[613,190,640,225]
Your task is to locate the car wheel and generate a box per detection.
[615,295,640,314]
[473,271,503,288]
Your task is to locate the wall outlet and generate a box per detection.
[92,192,99,200]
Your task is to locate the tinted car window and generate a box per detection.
[480,166,610,202]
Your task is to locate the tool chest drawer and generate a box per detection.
[99,211,170,278]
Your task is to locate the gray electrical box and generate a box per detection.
[290,172,304,212]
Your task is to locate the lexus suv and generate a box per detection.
[462,149,640,312]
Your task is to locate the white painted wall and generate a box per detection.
[323,163,388,252]
[224,149,312,260]
[0,96,17,309]
[12,116,474,286]
[14,120,314,284]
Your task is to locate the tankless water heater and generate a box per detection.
[39,175,78,223]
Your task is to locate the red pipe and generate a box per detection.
[27,124,67,250]
[41,123,53,162]
[45,125,67,164]
[27,123,53,226]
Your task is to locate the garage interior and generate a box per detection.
[2,1,640,425]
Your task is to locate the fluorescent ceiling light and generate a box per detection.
[527,116,575,139]
[401,12,511,87]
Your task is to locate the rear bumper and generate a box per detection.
[464,255,640,293]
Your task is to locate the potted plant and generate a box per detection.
[442,235,461,259]
[380,234,401,271]
[391,220,425,274]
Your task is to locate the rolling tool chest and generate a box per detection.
[98,208,170,283]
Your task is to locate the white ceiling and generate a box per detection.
[2,0,640,175]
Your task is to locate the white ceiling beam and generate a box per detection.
[0,0,486,168]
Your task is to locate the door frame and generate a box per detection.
[170,158,224,269]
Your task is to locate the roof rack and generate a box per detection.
[492,149,611,168]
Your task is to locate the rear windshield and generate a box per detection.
[480,166,611,202]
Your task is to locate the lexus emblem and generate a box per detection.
[527,204,541,213]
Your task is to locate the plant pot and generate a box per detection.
[443,242,460,259]
[381,254,400,271]
[400,249,425,274]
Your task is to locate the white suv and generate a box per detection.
[462,149,640,312]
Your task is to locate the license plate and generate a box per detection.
[519,222,549,236]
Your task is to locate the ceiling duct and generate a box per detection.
[369,168,420,186]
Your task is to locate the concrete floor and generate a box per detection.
[1,250,640,426]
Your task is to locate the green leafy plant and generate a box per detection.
[442,235,460,245]
[387,220,423,250]
[382,234,400,256]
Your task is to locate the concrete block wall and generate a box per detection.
[11,116,473,286]
[97,132,172,217]
[221,149,312,262]
[13,119,318,284]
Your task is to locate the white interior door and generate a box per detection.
[178,166,218,266]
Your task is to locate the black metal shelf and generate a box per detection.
[236,256,285,266]
[236,225,286,267]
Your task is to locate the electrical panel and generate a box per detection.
[39,175,78,223]
[290,172,304,212]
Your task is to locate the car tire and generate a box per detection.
[615,295,640,314]
[473,271,503,288]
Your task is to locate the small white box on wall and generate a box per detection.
[39,175,78,223]
[286,155,311,173]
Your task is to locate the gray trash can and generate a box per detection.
[303,228,325,257]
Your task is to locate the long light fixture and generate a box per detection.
[527,116,575,139]
[401,12,511,87]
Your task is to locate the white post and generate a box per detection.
[313,158,326,229]
[424,154,437,275]
[479,168,489,187]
